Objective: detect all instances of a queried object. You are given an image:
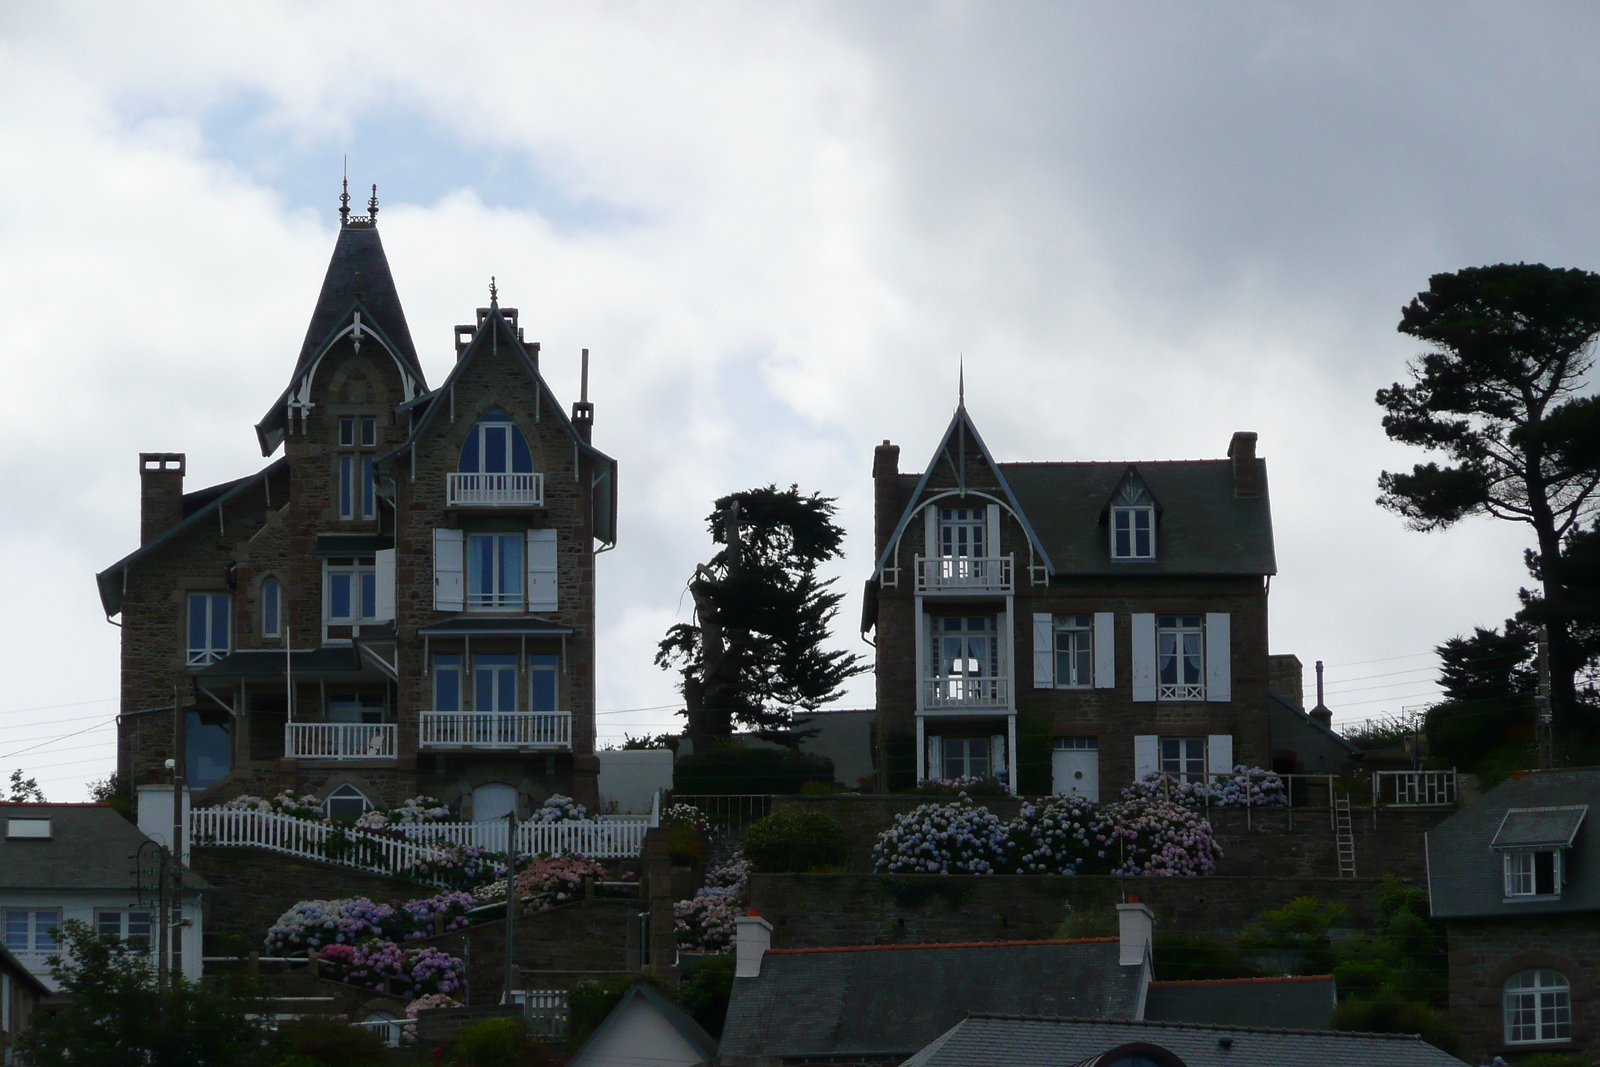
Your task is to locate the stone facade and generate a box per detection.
[100,214,617,817]
[1447,914,1599,1063]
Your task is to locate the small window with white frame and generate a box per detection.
[97,908,153,947]
[1504,968,1571,1044]
[1157,615,1204,700]
[938,508,987,559]
[187,592,230,666]
[338,453,377,520]
[1053,615,1093,687]
[261,577,281,639]
[1504,850,1562,899]
[325,558,379,626]
[3,909,60,956]
[1160,736,1206,785]
[1109,471,1156,560]
[325,783,373,822]
[467,532,524,610]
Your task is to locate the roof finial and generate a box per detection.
[958,354,965,407]
[339,158,351,227]
[368,184,379,221]
[489,276,498,305]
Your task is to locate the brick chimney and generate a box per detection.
[139,453,186,544]
[1227,431,1261,497]
[873,440,901,562]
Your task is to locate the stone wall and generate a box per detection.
[420,899,640,1005]
[770,795,1450,880]
[1447,914,1599,1064]
[748,873,1397,949]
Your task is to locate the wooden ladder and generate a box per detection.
[1334,794,1357,878]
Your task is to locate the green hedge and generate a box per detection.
[673,744,834,795]
[743,809,847,872]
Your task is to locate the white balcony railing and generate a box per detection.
[1373,769,1458,808]
[921,676,1011,711]
[419,711,572,750]
[285,723,397,760]
[915,554,1013,594]
[447,471,545,507]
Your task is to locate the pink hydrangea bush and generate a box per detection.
[405,993,463,1017]
[870,796,1012,874]
[314,940,465,997]
[674,851,751,953]
[266,890,474,953]
[1094,796,1222,876]
[470,854,611,908]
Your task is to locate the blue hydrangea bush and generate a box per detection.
[870,795,1012,874]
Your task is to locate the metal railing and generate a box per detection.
[1372,769,1457,808]
[507,989,570,1037]
[921,676,1011,711]
[914,554,1013,594]
[419,711,572,749]
[446,471,544,507]
[285,723,397,760]
[670,795,774,838]
[357,1017,414,1047]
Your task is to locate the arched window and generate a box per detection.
[1504,968,1571,1044]
[459,409,533,475]
[261,578,281,639]
[324,783,372,823]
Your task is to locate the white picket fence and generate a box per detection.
[191,793,657,883]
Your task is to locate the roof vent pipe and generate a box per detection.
[1310,660,1333,728]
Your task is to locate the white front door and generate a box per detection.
[472,782,519,823]
[1052,738,1099,801]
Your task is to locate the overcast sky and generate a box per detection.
[2,3,1596,799]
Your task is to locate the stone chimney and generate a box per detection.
[873,441,901,563]
[1116,898,1154,967]
[1310,660,1333,728]
[1268,654,1304,711]
[735,909,773,978]
[1227,431,1261,498]
[139,453,186,544]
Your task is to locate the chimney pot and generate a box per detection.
[1227,431,1261,497]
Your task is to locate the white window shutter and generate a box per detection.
[926,735,943,780]
[1208,734,1234,776]
[985,504,1000,559]
[526,529,558,611]
[1032,613,1055,688]
[1133,735,1158,780]
[990,734,1007,777]
[433,529,464,612]
[924,505,938,558]
[1093,612,1115,689]
[1131,613,1156,702]
[1205,612,1231,702]
[373,549,396,621]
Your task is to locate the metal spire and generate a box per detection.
[489,276,498,305]
[958,354,965,407]
[339,159,351,227]
[368,184,379,221]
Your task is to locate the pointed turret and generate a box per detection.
[255,184,427,454]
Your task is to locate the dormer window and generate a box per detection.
[1109,471,1156,560]
[1492,804,1586,902]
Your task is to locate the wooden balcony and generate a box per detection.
[919,676,1012,713]
[914,554,1013,595]
[285,723,397,760]
[419,711,572,750]
[446,472,544,507]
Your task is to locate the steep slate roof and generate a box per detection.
[0,805,210,892]
[1268,695,1363,757]
[719,939,1140,1062]
[1001,460,1275,577]
[95,459,288,618]
[1426,767,1600,919]
[898,1014,1469,1067]
[1143,975,1336,1030]
[374,299,619,547]
[255,219,427,454]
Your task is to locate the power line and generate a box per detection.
[0,698,117,717]
[0,717,119,762]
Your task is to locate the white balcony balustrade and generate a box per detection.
[915,554,1013,594]
[447,471,545,507]
[285,723,397,760]
[920,676,1011,711]
[419,711,572,750]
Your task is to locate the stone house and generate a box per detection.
[861,400,1329,794]
[95,187,617,818]
[1426,767,1598,1062]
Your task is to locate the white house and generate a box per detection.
[0,803,206,990]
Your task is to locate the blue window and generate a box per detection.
[1112,507,1154,559]
[459,410,534,475]
[467,533,523,609]
[261,578,281,639]
[529,654,559,712]
[338,452,376,520]
[4,909,60,955]
[434,655,462,711]
[187,593,230,666]
[326,560,377,624]
[473,654,518,712]
[187,710,231,788]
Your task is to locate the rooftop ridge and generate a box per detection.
[766,937,1117,956]
[1147,974,1334,987]
[964,1012,1426,1041]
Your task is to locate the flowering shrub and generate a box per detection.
[527,794,588,822]
[674,851,752,953]
[1097,797,1222,876]
[910,776,1009,797]
[221,790,323,820]
[661,803,711,833]
[265,890,475,953]
[870,796,1012,875]
[1121,770,1287,808]
[314,940,465,998]
[355,796,453,829]
[400,844,504,890]
[470,854,612,908]
[406,993,463,1017]
[1011,795,1101,874]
